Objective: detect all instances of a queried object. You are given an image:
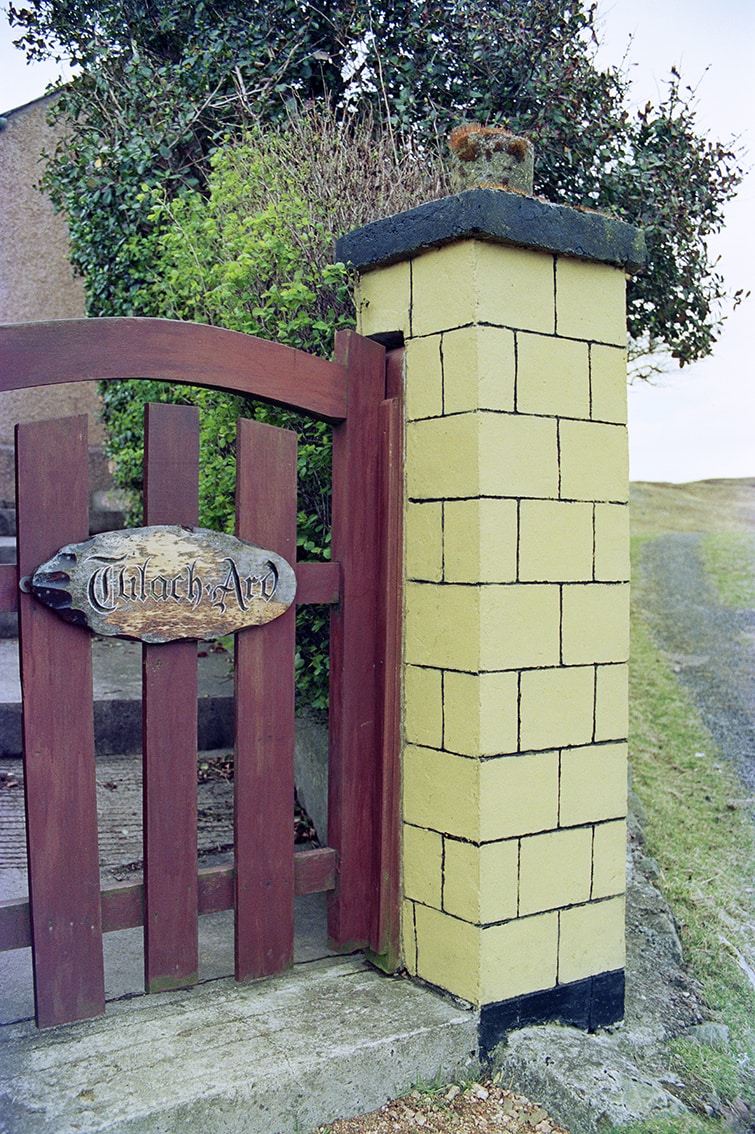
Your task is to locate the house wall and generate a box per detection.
[0,95,106,507]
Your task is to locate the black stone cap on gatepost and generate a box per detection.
[335,188,646,275]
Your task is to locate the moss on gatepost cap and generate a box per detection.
[448,123,535,196]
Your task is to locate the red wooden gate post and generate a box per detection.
[327,330,387,951]
[142,403,200,992]
[372,348,404,967]
[16,415,105,1027]
[234,419,298,979]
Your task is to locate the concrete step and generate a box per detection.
[0,488,126,637]
[0,538,16,639]
[0,508,15,538]
[0,955,479,1134]
[0,493,126,542]
[0,637,235,756]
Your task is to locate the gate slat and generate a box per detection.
[327,330,386,950]
[16,415,105,1027]
[142,403,200,992]
[234,418,297,980]
[0,564,18,611]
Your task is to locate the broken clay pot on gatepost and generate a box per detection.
[448,123,534,195]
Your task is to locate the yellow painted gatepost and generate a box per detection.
[337,182,645,1054]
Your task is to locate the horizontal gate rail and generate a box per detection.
[0,851,338,951]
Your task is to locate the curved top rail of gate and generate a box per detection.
[0,317,348,423]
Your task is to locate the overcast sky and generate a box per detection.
[1,2,752,484]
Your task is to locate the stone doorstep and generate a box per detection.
[0,956,480,1134]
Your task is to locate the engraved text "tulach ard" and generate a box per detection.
[86,555,279,616]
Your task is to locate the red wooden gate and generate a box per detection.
[0,318,402,1028]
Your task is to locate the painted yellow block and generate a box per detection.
[405,581,561,672]
[444,498,518,584]
[559,896,626,983]
[592,819,627,899]
[443,669,519,757]
[403,745,480,841]
[516,333,590,419]
[560,742,627,826]
[519,827,593,915]
[478,840,520,924]
[519,665,595,752]
[403,823,443,908]
[562,583,629,665]
[442,325,516,414]
[474,243,556,334]
[479,751,560,841]
[404,665,443,749]
[405,415,481,500]
[405,335,443,421]
[591,344,628,424]
[407,413,559,502]
[478,414,559,499]
[518,500,593,582]
[556,259,626,346]
[594,504,630,582]
[414,903,481,1004]
[479,584,561,670]
[401,898,418,974]
[357,261,411,338]
[480,912,559,1003]
[595,663,629,742]
[411,242,555,337]
[411,242,480,335]
[442,838,481,924]
[559,420,629,503]
[406,501,443,582]
[404,582,481,671]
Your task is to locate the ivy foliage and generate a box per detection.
[10,0,745,369]
[96,108,447,707]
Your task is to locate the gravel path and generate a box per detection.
[639,533,755,802]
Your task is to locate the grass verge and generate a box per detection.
[626,536,755,1127]
[698,532,755,608]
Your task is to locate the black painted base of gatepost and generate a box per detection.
[478,970,625,1059]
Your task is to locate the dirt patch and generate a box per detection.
[315,1081,568,1134]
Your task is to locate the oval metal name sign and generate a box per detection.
[25,525,297,644]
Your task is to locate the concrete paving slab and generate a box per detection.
[0,754,238,889]
[0,636,235,703]
[0,956,480,1134]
